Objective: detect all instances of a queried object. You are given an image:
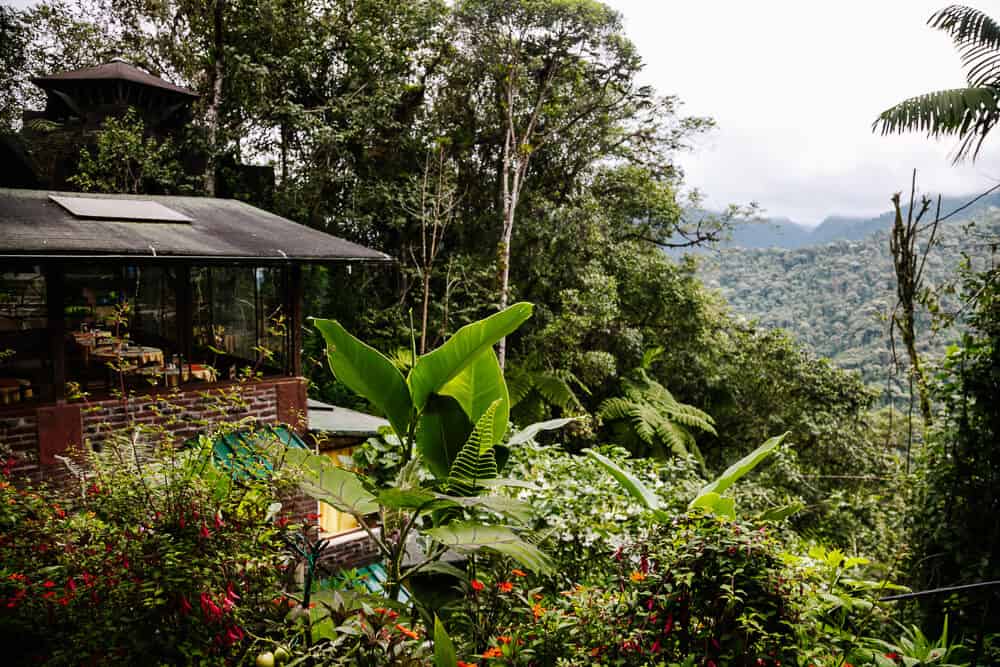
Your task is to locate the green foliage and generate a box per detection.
[598,364,716,467]
[507,442,703,583]
[908,266,1000,632]
[874,5,1000,161]
[0,436,292,665]
[68,108,189,194]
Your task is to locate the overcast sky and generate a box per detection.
[605,0,1000,225]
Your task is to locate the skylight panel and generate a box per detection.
[49,195,192,223]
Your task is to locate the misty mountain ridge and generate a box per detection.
[718,189,1000,249]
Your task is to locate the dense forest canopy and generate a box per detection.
[2,1,1000,663]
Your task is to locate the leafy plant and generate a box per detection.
[598,347,716,467]
[585,431,790,521]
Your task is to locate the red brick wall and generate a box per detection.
[0,375,378,571]
[0,376,305,484]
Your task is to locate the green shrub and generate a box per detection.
[0,436,293,665]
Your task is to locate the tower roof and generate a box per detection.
[31,60,198,99]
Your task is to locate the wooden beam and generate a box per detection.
[175,263,193,360]
[44,264,66,402]
[288,264,303,377]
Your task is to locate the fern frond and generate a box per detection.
[597,397,637,421]
[534,373,582,411]
[505,368,533,407]
[447,400,500,496]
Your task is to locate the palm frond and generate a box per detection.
[930,5,1000,87]
[873,87,1000,161]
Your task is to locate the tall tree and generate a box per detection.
[451,0,659,367]
[874,5,1000,162]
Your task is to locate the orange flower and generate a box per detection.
[482,647,503,658]
[511,569,527,577]
[532,602,546,620]
[629,571,646,583]
[497,635,512,645]
[470,579,485,592]
[395,624,419,640]
[457,662,477,667]
[497,581,514,593]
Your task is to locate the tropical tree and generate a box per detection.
[874,5,1000,162]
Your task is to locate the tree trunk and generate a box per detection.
[203,0,224,196]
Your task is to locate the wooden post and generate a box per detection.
[45,264,66,402]
[175,263,193,359]
[288,264,303,377]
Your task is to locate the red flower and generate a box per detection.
[214,513,225,530]
[200,592,222,622]
[42,581,55,588]
[483,647,502,658]
[200,524,210,539]
[305,513,320,520]
[497,581,514,593]
[470,579,484,592]
[178,595,192,616]
[885,654,900,661]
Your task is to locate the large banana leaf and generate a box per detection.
[583,448,669,522]
[313,319,413,439]
[374,487,531,523]
[689,432,788,507]
[438,348,509,446]
[416,394,473,480]
[284,448,378,516]
[408,303,533,413]
[434,616,458,667]
[424,522,553,574]
[507,417,578,446]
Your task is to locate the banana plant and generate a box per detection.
[283,304,572,605]
[584,432,790,521]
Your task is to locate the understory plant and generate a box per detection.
[0,432,294,666]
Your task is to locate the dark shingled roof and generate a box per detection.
[0,189,392,263]
[31,61,198,98]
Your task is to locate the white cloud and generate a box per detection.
[606,0,1000,224]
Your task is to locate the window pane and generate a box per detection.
[0,268,49,403]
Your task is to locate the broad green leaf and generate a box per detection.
[408,303,533,412]
[424,522,553,574]
[691,432,788,506]
[436,493,534,524]
[417,394,473,480]
[313,318,412,439]
[284,448,377,516]
[439,348,509,445]
[434,616,458,667]
[688,491,735,518]
[507,417,579,446]
[377,488,449,512]
[584,448,662,513]
[757,502,805,522]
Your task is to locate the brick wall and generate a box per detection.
[0,376,303,483]
[0,375,380,572]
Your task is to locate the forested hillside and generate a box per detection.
[723,189,1000,249]
[699,210,1000,395]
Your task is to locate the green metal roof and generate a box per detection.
[209,425,308,480]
